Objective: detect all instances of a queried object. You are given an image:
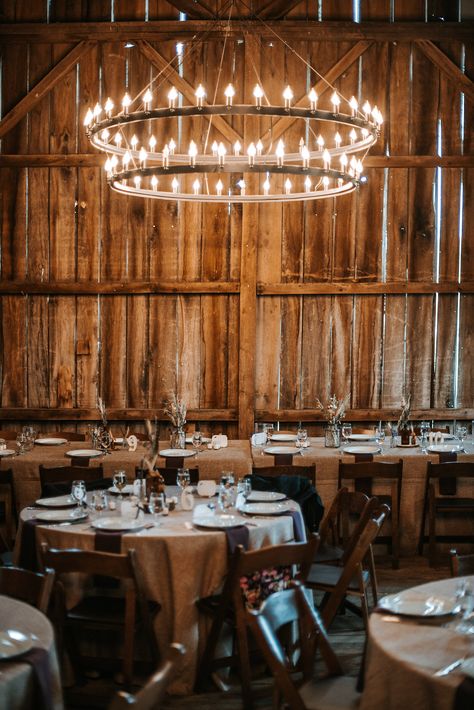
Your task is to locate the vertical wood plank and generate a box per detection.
[458,294,474,408]
[301,296,332,407]
[0,296,27,406]
[331,296,353,400]
[352,296,384,408]
[381,295,407,408]
[405,295,434,408]
[434,294,457,408]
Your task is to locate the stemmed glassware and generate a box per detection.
[296,427,308,449]
[419,421,430,453]
[454,579,474,635]
[263,423,274,443]
[341,423,352,445]
[16,433,28,455]
[237,477,252,500]
[71,480,87,513]
[374,424,385,445]
[192,431,202,454]
[455,425,468,446]
[113,470,127,500]
[148,492,165,518]
[91,490,107,517]
[176,468,191,492]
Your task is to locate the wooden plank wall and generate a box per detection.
[0,0,473,437]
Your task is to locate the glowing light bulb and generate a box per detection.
[193,178,201,194]
[217,142,226,166]
[162,144,169,168]
[362,100,371,119]
[224,83,235,106]
[122,93,132,113]
[323,176,330,189]
[335,132,342,148]
[304,176,312,192]
[216,179,223,195]
[83,109,93,127]
[139,147,147,166]
[317,134,325,150]
[247,142,256,166]
[256,140,263,156]
[253,84,264,107]
[168,138,176,154]
[195,84,206,107]
[93,102,102,119]
[134,175,141,188]
[131,135,138,150]
[188,140,198,166]
[301,145,310,168]
[234,140,241,156]
[101,128,110,142]
[263,178,270,195]
[349,129,357,144]
[123,150,131,167]
[276,139,285,166]
[331,91,340,113]
[172,177,179,193]
[114,133,123,147]
[104,158,112,173]
[211,141,219,157]
[322,149,331,170]
[168,86,178,109]
[238,179,246,195]
[308,88,318,110]
[356,159,363,176]
[361,128,369,138]
[283,85,293,108]
[284,178,292,194]
[110,155,118,170]
[104,97,114,117]
[340,153,348,169]
[143,89,153,111]
[151,175,158,191]
[349,96,358,116]
[149,135,157,151]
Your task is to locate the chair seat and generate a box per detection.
[434,497,474,511]
[68,595,160,625]
[299,675,360,709]
[314,543,343,564]
[307,563,369,593]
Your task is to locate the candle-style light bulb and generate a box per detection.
[162,144,170,168]
[362,100,371,119]
[335,132,342,148]
[349,128,357,144]
[356,159,363,176]
[122,93,132,114]
[361,127,369,138]
[104,158,112,174]
[168,138,176,154]
[114,132,123,147]
[123,150,131,167]
[188,140,198,166]
[253,83,264,107]
[211,141,219,157]
[283,85,293,108]
[263,178,270,195]
[247,142,256,166]
[134,175,141,188]
[151,175,158,191]
[149,135,157,151]
[193,178,201,194]
[93,102,102,119]
[217,142,226,166]
[172,177,179,193]
[216,179,224,195]
[349,96,358,116]
[238,179,246,195]
[234,140,241,156]
[323,176,330,189]
[110,155,118,170]
[168,86,178,109]
[139,147,147,166]
[224,83,235,106]
[84,108,93,127]
[104,97,114,117]
[143,89,153,111]
[276,139,285,166]
[284,178,292,194]
[322,149,331,170]
[304,176,312,192]
[195,84,206,107]
[131,134,138,150]
[301,145,310,168]
[256,140,263,156]
[316,134,325,150]
[340,153,348,169]
[331,91,340,113]
[308,88,318,111]
[101,129,110,142]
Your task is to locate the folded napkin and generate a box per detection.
[20,647,54,710]
[210,434,228,449]
[18,519,41,572]
[251,432,267,446]
[250,475,324,533]
[224,526,249,553]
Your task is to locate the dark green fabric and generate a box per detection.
[249,475,324,532]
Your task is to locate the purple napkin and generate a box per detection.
[18,519,40,571]
[454,677,474,710]
[20,646,53,710]
[224,526,249,553]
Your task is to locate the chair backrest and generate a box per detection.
[246,581,343,710]
[141,467,200,491]
[450,549,474,577]
[319,487,380,555]
[0,430,18,440]
[251,464,316,486]
[339,460,403,494]
[0,566,55,613]
[427,461,474,496]
[39,464,105,492]
[45,431,86,441]
[108,643,186,710]
[0,468,18,526]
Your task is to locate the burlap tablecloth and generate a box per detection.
[2,439,252,512]
[0,595,63,710]
[360,576,474,710]
[253,438,474,554]
[15,500,295,695]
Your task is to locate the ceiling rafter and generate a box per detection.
[166,0,216,20]
[137,40,243,144]
[0,41,94,140]
[416,40,474,106]
[258,0,304,20]
[258,41,372,143]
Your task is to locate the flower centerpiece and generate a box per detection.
[164,394,187,449]
[316,393,350,448]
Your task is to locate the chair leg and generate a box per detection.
[391,514,400,570]
[428,503,437,567]
[235,615,254,710]
[366,546,378,606]
[360,590,370,632]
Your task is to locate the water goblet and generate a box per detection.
[374,425,385,445]
[149,492,165,518]
[92,490,107,517]
[341,423,352,445]
[456,425,467,444]
[71,480,86,513]
[16,433,28,455]
[296,427,308,449]
[263,423,275,444]
[113,470,127,500]
[176,468,191,491]
[237,477,252,500]
[192,431,202,454]
[220,471,235,487]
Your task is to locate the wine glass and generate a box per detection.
[113,470,127,500]
[263,423,274,444]
[374,425,385,445]
[192,431,202,454]
[177,468,191,492]
[456,425,467,444]
[91,490,107,517]
[71,480,86,513]
[341,423,352,444]
[296,427,308,449]
[16,433,28,455]
[237,477,252,500]
[149,492,165,518]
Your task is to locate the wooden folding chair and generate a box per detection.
[0,469,17,546]
[307,505,389,631]
[40,545,160,687]
[450,549,474,577]
[0,566,55,613]
[419,461,474,566]
[251,464,316,486]
[196,534,319,707]
[39,464,106,496]
[338,460,403,568]
[247,582,359,710]
[108,643,186,710]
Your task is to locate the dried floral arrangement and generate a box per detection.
[315,393,350,425]
[142,417,160,475]
[97,397,108,427]
[164,394,187,429]
[397,393,412,430]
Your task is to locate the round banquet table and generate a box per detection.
[360,576,474,710]
[0,595,63,710]
[16,494,299,695]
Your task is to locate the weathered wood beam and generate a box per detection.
[0,281,240,295]
[1,21,472,43]
[256,408,474,422]
[3,154,474,168]
[260,41,371,143]
[0,41,94,140]
[416,40,474,106]
[258,0,304,20]
[166,0,216,20]
[0,408,238,421]
[258,282,474,295]
[137,40,242,144]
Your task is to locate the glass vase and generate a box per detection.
[324,424,340,448]
[170,427,186,449]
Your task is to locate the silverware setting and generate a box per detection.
[434,658,465,676]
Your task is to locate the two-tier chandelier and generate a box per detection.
[84,8,382,203]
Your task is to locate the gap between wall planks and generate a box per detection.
[0,0,473,436]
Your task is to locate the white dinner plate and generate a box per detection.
[66,449,103,458]
[347,434,377,442]
[108,484,134,495]
[238,502,292,515]
[270,434,297,442]
[34,509,88,523]
[193,514,244,529]
[92,517,147,532]
[0,630,34,660]
[246,491,287,503]
[263,446,297,455]
[427,444,463,454]
[397,443,419,448]
[344,445,381,455]
[34,437,68,446]
[35,494,76,508]
[0,449,16,457]
[379,592,459,617]
[159,449,196,458]
[185,436,211,444]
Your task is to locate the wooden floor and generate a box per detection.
[65,555,450,709]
